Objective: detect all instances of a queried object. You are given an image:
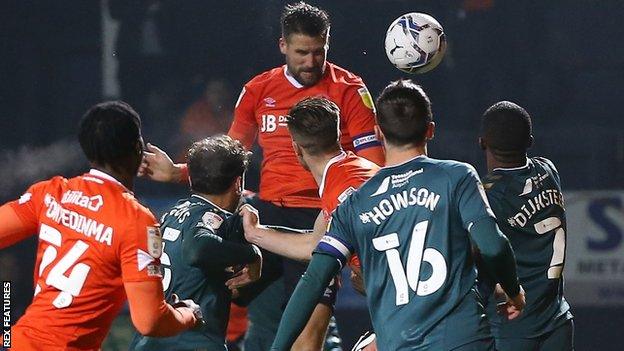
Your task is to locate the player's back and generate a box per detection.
[483,157,572,338]
[11,169,161,350]
[320,151,379,219]
[131,194,242,350]
[324,156,493,350]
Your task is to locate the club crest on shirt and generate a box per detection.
[146,226,162,258]
[202,211,224,230]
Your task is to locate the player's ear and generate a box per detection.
[478,137,487,150]
[425,121,435,141]
[291,140,303,157]
[527,135,534,149]
[279,37,287,55]
[234,176,243,195]
[374,125,384,145]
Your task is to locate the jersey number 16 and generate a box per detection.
[374,220,447,306]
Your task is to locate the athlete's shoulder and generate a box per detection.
[531,156,559,176]
[326,62,366,88]
[244,65,284,89]
[428,157,476,172]
[188,195,231,231]
[124,192,157,223]
[32,176,65,193]
[412,157,480,184]
[339,152,379,175]
[16,176,64,207]
[482,172,508,199]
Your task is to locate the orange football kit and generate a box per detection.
[178,62,383,208]
[0,169,194,350]
[319,151,379,268]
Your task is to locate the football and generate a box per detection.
[384,12,447,74]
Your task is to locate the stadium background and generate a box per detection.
[0,0,622,349]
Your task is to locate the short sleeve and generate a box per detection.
[228,86,258,149]
[119,206,163,283]
[455,165,496,230]
[341,84,381,153]
[8,180,50,232]
[314,202,355,268]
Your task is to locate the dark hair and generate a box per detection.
[375,80,432,146]
[481,101,532,157]
[286,97,341,155]
[78,101,142,167]
[281,1,330,39]
[187,135,249,195]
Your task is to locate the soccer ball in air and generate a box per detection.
[384,12,447,74]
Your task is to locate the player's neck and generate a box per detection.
[307,150,345,186]
[486,151,527,173]
[194,192,237,213]
[92,164,134,191]
[384,144,427,167]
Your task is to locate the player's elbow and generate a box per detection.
[479,235,509,261]
[184,250,202,267]
[182,241,210,268]
[471,218,510,261]
[130,303,176,337]
[132,313,162,336]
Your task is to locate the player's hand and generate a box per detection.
[240,204,263,243]
[495,284,526,320]
[171,294,204,327]
[350,265,366,296]
[138,143,179,182]
[225,258,262,289]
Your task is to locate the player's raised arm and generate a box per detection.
[139,83,259,184]
[138,143,189,183]
[456,165,525,317]
[242,207,326,261]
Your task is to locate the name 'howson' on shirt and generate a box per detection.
[359,186,440,225]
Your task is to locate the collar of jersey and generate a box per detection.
[87,169,129,192]
[492,158,530,172]
[191,193,233,215]
[283,66,304,89]
[382,154,427,170]
[319,151,348,197]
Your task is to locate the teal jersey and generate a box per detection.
[316,156,496,350]
[130,194,247,351]
[482,157,572,338]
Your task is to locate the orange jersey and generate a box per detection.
[226,304,247,342]
[8,169,163,350]
[319,152,379,269]
[228,62,380,208]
